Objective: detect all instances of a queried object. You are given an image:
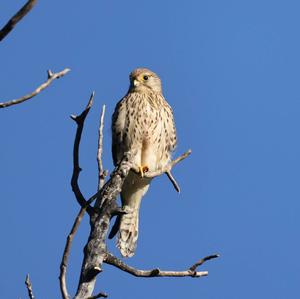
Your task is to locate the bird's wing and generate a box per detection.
[111,97,127,166]
[162,99,177,152]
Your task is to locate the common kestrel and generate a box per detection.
[110,68,177,257]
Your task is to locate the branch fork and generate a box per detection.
[131,149,192,193]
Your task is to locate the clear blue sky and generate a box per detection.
[1,1,300,298]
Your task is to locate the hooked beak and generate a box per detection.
[133,79,140,87]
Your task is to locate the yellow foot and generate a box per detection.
[138,165,149,177]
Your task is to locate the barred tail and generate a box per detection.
[117,206,140,257]
[117,173,150,257]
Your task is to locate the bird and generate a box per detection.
[110,68,177,257]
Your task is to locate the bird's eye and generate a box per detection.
[143,75,149,81]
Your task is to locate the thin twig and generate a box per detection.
[0,68,70,108]
[189,254,220,272]
[25,274,35,299]
[104,252,218,278]
[97,105,106,191]
[70,92,95,215]
[59,197,99,299]
[166,170,180,193]
[171,150,192,166]
[0,0,37,42]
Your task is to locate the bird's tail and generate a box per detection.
[117,173,150,257]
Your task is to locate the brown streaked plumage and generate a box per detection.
[110,68,177,257]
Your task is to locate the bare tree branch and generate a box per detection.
[60,96,109,299]
[25,274,35,299]
[166,170,180,193]
[104,252,219,278]
[67,95,133,298]
[74,151,135,299]
[97,105,107,191]
[60,209,85,299]
[70,92,95,216]
[189,254,220,272]
[0,68,70,108]
[59,196,99,299]
[0,0,37,42]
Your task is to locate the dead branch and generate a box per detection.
[189,254,220,272]
[67,94,134,298]
[97,105,107,191]
[104,252,219,278]
[59,92,107,299]
[0,0,37,42]
[25,274,35,299]
[74,151,135,299]
[70,92,95,216]
[166,170,180,192]
[59,194,99,299]
[0,68,70,108]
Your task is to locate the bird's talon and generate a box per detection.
[142,166,149,173]
[138,166,149,177]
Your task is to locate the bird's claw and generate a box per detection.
[138,165,149,177]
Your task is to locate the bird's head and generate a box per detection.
[129,68,162,93]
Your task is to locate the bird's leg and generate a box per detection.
[139,139,150,177]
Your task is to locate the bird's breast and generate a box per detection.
[124,93,170,171]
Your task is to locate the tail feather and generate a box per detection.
[116,172,150,257]
[117,207,139,257]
